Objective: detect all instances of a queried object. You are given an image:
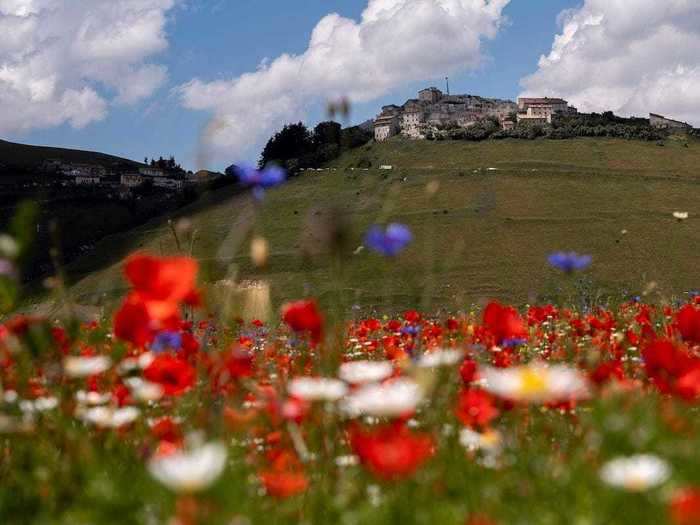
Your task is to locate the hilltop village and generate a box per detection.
[373,87,692,141]
[34,159,221,199]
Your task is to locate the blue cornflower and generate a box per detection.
[233,164,286,200]
[401,325,420,336]
[502,337,527,348]
[364,223,413,257]
[547,251,592,273]
[151,331,182,353]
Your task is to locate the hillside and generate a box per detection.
[30,136,700,315]
[0,138,141,173]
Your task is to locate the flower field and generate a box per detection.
[3,164,700,525]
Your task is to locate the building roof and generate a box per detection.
[518,97,568,105]
[650,113,691,126]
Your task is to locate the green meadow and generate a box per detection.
[39,136,700,314]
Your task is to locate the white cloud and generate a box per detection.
[0,0,175,135]
[177,0,511,164]
[521,0,700,125]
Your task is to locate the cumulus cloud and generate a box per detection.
[521,0,700,125]
[0,0,175,135]
[177,0,510,164]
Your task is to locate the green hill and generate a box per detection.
[31,136,700,314]
[0,138,141,173]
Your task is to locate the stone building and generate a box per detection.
[649,113,692,131]
[139,167,166,178]
[74,175,103,185]
[516,97,577,124]
[419,87,443,104]
[373,87,518,141]
[373,105,402,141]
[121,174,144,187]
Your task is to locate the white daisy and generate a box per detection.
[341,378,423,417]
[481,363,589,403]
[288,377,348,402]
[148,442,227,493]
[416,349,464,368]
[63,356,112,378]
[339,360,394,384]
[79,406,140,428]
[600,454,670,491]
[75,390,112,405]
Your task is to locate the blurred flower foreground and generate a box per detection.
[1,176,700,525]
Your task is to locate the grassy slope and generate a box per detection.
[41,137,700,313]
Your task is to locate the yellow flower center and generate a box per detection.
[518,369,549,395]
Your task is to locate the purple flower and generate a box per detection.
[364,223,413,257]
[548,252,592,273]
[233,164,286,199]
[151,331,182,353]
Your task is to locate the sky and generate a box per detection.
[1,0,700,171]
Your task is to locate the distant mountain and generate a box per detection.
[0,138,142,173]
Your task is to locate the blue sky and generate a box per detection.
[5,0,580,170]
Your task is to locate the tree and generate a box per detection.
[258,122,314,169]
[313,121,342,147]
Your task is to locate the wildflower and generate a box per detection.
[124,377,165,402]
[341,378,423,418]
[454,388,500,428]
[19,397,58,413]
[677,304,700,345]
[339,360,394,385]
[642,338,700,399]
[482,301,527,346]
[282,300,323,345]
[143,354,196,397]
[259,450,308,498]
[287,377,348,402]
[599,454,670,491]
[63,355,112,378]
[350,422,434,480]
[459,428,502,454]
[417,349,464,368]
[364,223,413,256]
[460,359,479,384]
[150,331,182,353]
[481,363,589,404]
[234,164,286,200]
[148,442,227,493]
[669,487,700,525]
[124,253,199,310]
[75,390,112,405]
[259,470,309,499]
[673,211,689,221]
[79,406,140,428]
[547,251,592,273]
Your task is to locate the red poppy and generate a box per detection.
[455,388,500,429]
[350,422,434,480]
[670,487,700,525]
[259,449,309,498]
[124,253,198,304]
[259,470,309,498]
[150,416,182,444]
[642,339,698,396]
[143,354,196,396]
[282,300,323,345]
[483,301,527,346]
[460,359,478,385]
[677,305,700,345]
